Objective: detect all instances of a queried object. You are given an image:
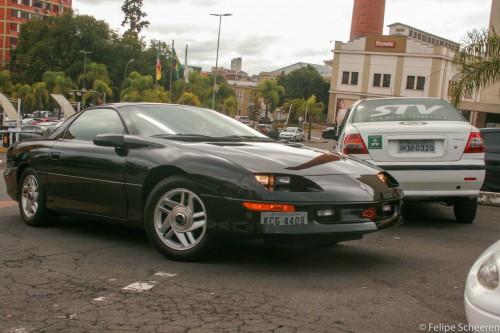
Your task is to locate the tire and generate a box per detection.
[453,197,477,223]
[18,167,59,227]
[144,176,210,261]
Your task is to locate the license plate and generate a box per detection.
[261,212,308,226]
[398,140,435,153]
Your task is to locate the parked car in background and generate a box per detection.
[4,103,403,261]
[235,115,250,125]
[29,117,59,125]
[20,122,61,141]
[479,128,500,192]
[255,124,280,140]
[334,97,485,223]
[465,239,500,327]
[279,127,304,141]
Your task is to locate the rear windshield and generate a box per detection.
[352,98,465,123]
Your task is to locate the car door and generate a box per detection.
[45,108,128,219]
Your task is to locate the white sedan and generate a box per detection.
[334,97,485,223]
[465,240,500,328]
[279,127,304,141]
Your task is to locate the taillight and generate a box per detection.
[464,132,485,153]
[343,134,368,154]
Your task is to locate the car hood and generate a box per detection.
[185,141,379,176]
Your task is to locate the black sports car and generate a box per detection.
[3,103,403,261]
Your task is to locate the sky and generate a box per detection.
[71,0,493,76]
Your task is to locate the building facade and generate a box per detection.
[0,0,72,69]
[328,23,457,124]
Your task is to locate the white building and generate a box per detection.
[328,23,458,124]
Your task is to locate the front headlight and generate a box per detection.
[254,174,291,190]
[477,254,499,289]
[252,174,321,192]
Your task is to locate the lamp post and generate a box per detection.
[421,70,441,97]
[124,59,135,81]
[210,13,232,110]
[80,50,93,90]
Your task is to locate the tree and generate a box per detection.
[282,98,306,124]
[451,28,500,106]
[121,0,150,35]
[12,12,118,85]
[277,65,330,106]
[12,84,35,114]
[42,71,76,96]
[301,95,325,139]
[120,71,169,102]
[32,82,50,111]
[0,70,15,95]
[252,79,285,122]
[177,92,201,106]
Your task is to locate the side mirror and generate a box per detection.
[321,126,338,140]
[93,133,125,148]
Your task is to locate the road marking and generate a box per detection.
[93,271,178,301]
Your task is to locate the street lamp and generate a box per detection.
[124,59,135,81]
[80,50,93,90]
[210,13,232,110]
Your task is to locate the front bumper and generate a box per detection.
[203,196,403,240]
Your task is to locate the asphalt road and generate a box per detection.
[1,141,500,333]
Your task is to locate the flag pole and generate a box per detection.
[183,44,188,95]
[169,40,174,95]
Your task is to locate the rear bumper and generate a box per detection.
[373,165,484,199]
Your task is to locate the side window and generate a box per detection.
[64,109,125,141]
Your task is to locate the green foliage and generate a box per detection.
[0,70,15,95]
[120,71,169,102]
[277,65,330,107]
[121,0,150,35]
[12,84,35,113]
[252,79,285,120]
[451,29,500,106]
[177,92,201,106]
[12,12,118,85]
[223,96,238,117]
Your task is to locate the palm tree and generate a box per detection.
[450,28,500,106]
[252,79,285,123]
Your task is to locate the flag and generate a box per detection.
[184,44,189,84]
[156,47,161,81]
[172,47,180,79]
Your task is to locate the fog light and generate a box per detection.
[317,209,334,217]
[382,204,392,212]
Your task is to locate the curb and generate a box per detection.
[479,192,500,207]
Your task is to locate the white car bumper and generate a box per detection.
[464,240,500,330]
[363,160,485,199]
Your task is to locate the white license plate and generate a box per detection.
[260,212,308,226]
[398,140,435,153]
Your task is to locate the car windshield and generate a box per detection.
[352,98,466,123]
[123,104,269,140]
[284,127,298,132]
